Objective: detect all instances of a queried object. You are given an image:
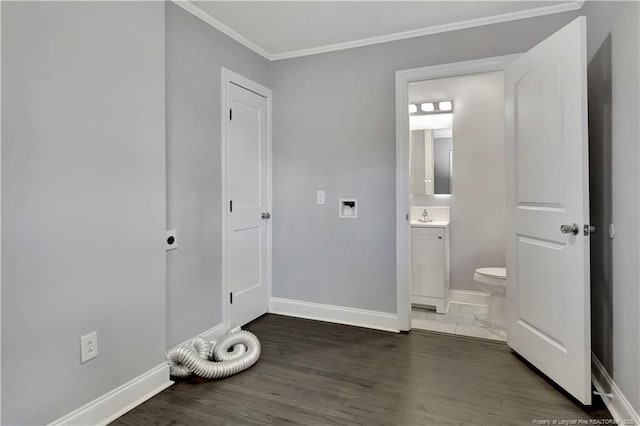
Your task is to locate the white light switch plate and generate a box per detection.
[316,190,326,205]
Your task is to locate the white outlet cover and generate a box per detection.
[80,331,98,363]
[166,229,178,250]
[316,190,326,205]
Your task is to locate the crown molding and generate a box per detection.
[171,1,272,60]
[270,1,584,60]
[172,1,584,62]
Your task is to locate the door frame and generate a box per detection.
[220,68,273,331]
[0,3,3,419]
[394,54,521,331]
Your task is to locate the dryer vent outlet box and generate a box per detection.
[166,229,178,250]
[339,199,358,219]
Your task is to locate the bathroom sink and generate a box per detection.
[410,220,449,228]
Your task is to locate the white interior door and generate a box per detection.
[227,82,269,328]
[505,17,591,404]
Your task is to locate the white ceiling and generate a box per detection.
[182,1,583,60]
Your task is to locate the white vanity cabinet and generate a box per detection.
[411,224,450,313]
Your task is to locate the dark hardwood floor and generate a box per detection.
[111,314,610,425]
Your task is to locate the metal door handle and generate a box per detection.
[560,223,579,235]
[261,212,271,220]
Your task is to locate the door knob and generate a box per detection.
[261,212,271,220]
[560,223,579,235]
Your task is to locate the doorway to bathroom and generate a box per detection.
[395,17,592,406]
[405,70,507,342]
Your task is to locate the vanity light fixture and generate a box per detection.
[409,100,454,115]
[420,102,435,112]
[439,101,453,111]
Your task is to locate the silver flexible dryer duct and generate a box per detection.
[166,327,261,379]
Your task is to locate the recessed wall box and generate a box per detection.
[339,198,358,219]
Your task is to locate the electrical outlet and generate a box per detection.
[80,331,98,363]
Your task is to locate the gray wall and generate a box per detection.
[271,12,580,311]
[410,72,506,292]
[583,1,640,412]
[165,3,270,346]
[1,2,166,425]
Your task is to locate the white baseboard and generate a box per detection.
[412,294,446,313]
[448,289,490,306]
[198,322,227,341]
[270,297,399,332]
[592,353,640,424]
[48,363,172,426]
[174,322,227,348]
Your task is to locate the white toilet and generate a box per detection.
[473,267,507,338]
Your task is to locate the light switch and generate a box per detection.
[316,190,326,205]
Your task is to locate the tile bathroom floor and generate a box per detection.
[411,302,506,342]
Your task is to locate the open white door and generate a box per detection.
[505,17,591,404]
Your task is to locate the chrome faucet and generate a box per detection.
[422,209,432,222]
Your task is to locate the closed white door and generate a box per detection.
[227,82,269,328]
[505,17,591,404]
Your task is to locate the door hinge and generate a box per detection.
[229,108,232,120]
[230,292,233,304]
[230,200,233,212]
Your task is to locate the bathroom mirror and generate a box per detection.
[410,124,453,195]
[410,128,453,195]
[409,100,453,195]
